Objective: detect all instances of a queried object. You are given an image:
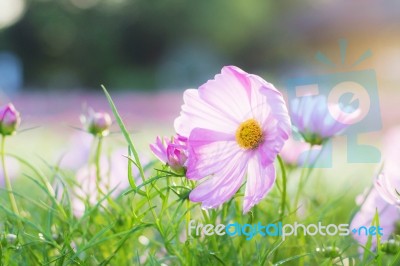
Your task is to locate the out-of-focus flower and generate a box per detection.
[6,233,17,245]
[150,135,188,173]
[0,157,20,186]
[374,126,400,207]
[174,66,291,213]
[0,103,20,136]
[350,187,400,251]
[80,108,112,137]
[59,132,93,170]
[279,136,321,167]
[375,173,400,207]
[71,149,150,217]
[290,95,358,145]
[352,127,400,252]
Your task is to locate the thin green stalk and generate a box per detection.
[183,176,191,242]
[186,199,191,239]
[103,85,176,263]
[277,155,287,221]
[94,136,103,191]
[186,198,191,266]
[7,153,67,219]
[102,86,161,230]
[293,144,313,211]
[201,209,218,252]
[2,136,20,218]
[93,136,116,210]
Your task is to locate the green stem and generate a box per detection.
[1,136,21,219]
[201,209,218,252]
[6,153,67,219]
[293,144,313,211]
[185,198,191,265]
[186,199,191,239]
[277,155,287,221]
[95,136,103,183]
[94,136,104,198]
[102,86,168,260]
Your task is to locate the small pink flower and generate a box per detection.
[174,66,291,213]
[0,103,21,136]
[350,187,400,251]
[81,108,112,136]
[279,136,321,167]
[150,135,188,173]
[374,126,400,207]
[290,95,359,145]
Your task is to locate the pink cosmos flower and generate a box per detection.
[174,66,291,213]
[290,95,359,145]
[352,127,400,252]
[0,103,21,136]
[350,187,400,251]
[150,135,188,172]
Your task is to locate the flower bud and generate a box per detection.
[0,103,21,136]
[316,246,341,258]
[150,135,188,173]
[382,239,400,255]
[6,233,17,245]
[81,109,112,136]
[166,142,188,173]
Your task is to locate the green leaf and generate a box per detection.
[123,174,170,195]
[101,85,146,183]
[127,146,137,188]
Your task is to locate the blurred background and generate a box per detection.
[2,0,400,92]
[1,0,400,176]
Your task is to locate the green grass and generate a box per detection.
[0,88,399,265]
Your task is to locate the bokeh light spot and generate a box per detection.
[0,0,26,30]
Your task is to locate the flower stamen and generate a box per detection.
[235,119,263,149]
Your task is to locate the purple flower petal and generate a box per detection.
[189,151,248,208]
[243,155,275,213]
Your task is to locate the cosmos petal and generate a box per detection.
[189,151,248,208]
[198,66,252,123]
[174,89,237,137]
[243,155,276,213]
[186,128,239,180]
[149,136,169,163]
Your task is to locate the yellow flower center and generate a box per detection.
[235,119,263,149]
